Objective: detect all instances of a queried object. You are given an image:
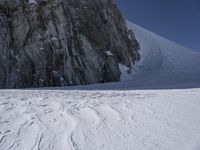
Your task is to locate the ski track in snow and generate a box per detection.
[1,22,200,150]
[0,89,200,150]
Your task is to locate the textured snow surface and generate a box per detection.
[0,22,200,150]
[0,89,200,150]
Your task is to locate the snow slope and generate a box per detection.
[0,22,200,150]
[126,21,200,87]
[56,21,200,90]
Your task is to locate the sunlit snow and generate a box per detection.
[0,22,200,150]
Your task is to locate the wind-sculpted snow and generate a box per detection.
[0,89,200,150]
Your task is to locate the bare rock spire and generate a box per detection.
[0,0,140,88]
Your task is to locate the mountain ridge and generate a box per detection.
[127,21,199,52]
[52,21,200,90]
[125,21,200,86]
[0,0,140,89]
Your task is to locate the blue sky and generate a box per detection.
[116,0,200,51]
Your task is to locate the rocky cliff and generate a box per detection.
[0,0,140,88]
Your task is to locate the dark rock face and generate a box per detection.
[0,0,140,88]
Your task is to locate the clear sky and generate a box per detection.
[116,0,200,51]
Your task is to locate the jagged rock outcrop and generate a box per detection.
[0,0,140,88]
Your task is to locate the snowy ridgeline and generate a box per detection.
[118,21,200,88]
[0,22,200,150]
